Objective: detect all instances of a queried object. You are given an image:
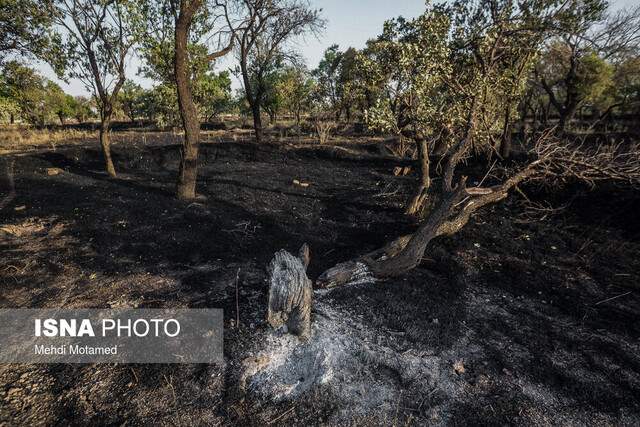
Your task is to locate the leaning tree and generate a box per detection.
[314,0,640,289]
[45,0,140,177]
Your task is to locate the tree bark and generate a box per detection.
[316,165,538,289]
[251,103,263,143]
[406,137,430,216]
[174,4,201,201]
[267,244,312,339]
[316,99,547,289]
[99,116,116,178]
[500,105,512,158]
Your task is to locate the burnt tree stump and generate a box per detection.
[267,244,312,339]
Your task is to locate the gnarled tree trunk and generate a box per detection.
[317,102,547,289]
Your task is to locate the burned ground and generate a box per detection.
[0,140,639,425]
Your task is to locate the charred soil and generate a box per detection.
[1,139,639,425]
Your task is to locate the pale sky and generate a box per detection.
[34,0,637,97]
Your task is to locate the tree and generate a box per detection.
[613,55,640,114]
[312,45,361,122]
[136,0,236,199]
[46,0,140,177]
[315,0,580,287]
[1,61,49,126]
[312,45,343,120]
[0,72,20,124]
[73,96,95,124]
[118,80,145,123]
[195,70,233,122]
[277,64,313,126]
[169,0,236,200]
[232,0,324,143]
[358,10,456,215]
[260,58,289,125]
[536,43,614,129]
[45,81,75,125]
[535,1,640,131]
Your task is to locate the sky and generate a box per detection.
[34,0,637,97]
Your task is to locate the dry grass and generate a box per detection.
[0,126,95,153]
[0,125,186,154]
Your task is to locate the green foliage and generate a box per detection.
[45,81,75,124]
[276,65,314,123]
[195,71,233,121]
[312,45,364,119]
[144,84,179,128]
[73,96,96,123]
[576,52,615,107]
[118,81,146,122]
[136,1,233,124]
[1,61,49,125]
[357,0,558,152]
[0,0,59,61]
[357,8,453,138]
[613,56,640,110]
[537,42,614,110]
[0,61,93,125]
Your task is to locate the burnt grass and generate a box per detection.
[1,139,639,425]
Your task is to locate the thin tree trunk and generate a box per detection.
[252,103,263,143]
[500,105,512,158]
[99,116,116,178]
[406,137,430,216]
[175,8,201,201]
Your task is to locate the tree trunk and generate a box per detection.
[558,103,578,133]
[175,8,201,201]
[267,244,312,339]
[99,117,117,178]
[317,164,538,289]
[238,47,263,143]
[500,105,512,159]
[9,113,14,124]
[252,103,263,143]
[316,100,542,289]
[406,138,430,216]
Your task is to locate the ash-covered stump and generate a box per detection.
[267,244,312,339]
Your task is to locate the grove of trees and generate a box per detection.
[1,0,639,279]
